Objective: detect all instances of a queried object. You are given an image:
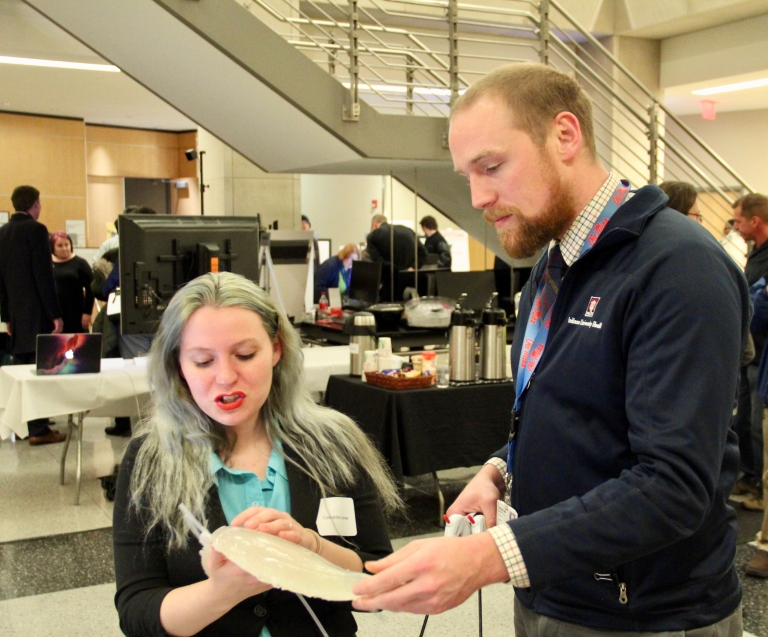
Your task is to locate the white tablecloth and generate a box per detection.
[301,346,351,392]
[0,347,351,439]
[0,359,151,440]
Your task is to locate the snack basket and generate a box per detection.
[364,372,435,390]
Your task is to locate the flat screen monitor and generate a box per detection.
[119,215,260,335]
[434,270,498,312]
[348,261,381,305]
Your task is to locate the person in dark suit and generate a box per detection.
[113,272,400,637]
[0,186,65,445]
[419,215,452,269]
[366,214,428,271]
[366,214,428,301]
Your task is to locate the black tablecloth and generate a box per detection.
[325,375,513,480]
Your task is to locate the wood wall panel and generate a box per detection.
[87,141,179,179]
[0,115,198,246]
[0,112,87,237]
[87,176,124,248]
[86,124,188,179]
[177,131,198,179]
[0,112,83,137]
[39,197,88,238]
[86,125,179,148]
[0,135,87,197]
[468,233,496,271]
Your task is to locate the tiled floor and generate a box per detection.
[0,416,764,636]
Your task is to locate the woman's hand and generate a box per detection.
[205,544,272,603]
[159,546,272,636]
[231,506,319,553]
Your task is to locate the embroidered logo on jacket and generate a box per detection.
[585,296,600,317]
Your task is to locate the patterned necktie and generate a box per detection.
[540,243,567,316]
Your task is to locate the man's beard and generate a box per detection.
[484,174,577,259]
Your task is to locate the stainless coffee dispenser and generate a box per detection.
[480,292,507,380]
[345,312,376,376]
[449,294,476,382]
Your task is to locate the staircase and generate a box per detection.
[24,0,753,261]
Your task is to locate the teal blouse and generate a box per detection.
[210,444,291,637]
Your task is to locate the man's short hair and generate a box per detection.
[371,214,388,226]
[739,193,768,224]
[301,214,311,226]
[451,63,597,159]
[116,205,156,231]
[420,215,438,231]
[132,206,157,215]
[658,181,698,216]
[11,185,40,213]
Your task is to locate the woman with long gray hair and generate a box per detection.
[113,272,400,637]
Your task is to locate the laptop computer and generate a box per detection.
[36,333,102,375]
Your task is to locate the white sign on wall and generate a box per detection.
[66,220,86,248]
[442,228,470,272]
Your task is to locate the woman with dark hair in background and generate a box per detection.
[113,272,399,637]
[314,243,360,303]
[659,180,702,222]
[51,231,94,333]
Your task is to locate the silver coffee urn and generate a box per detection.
[346,312,376,376]
[480,292,507,380]
[449,294,476,382]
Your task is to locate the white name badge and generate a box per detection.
[496,499,518,526]
[316,497,357,536]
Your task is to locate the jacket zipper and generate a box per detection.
[594,572,628,605]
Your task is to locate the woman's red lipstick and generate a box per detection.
[215,392,245,411]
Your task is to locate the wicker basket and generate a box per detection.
[365,372,435,390]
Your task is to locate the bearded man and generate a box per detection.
[353,63,748,636]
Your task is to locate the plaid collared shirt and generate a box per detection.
[559,172,624,266]
[486,172,628,587]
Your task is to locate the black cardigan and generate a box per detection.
[113,438,393,637]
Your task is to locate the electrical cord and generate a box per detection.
[297,593,330,637]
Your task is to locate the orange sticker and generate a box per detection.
[211,257,219,273]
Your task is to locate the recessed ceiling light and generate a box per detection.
[0,55,120,72]
[693,77,768,96]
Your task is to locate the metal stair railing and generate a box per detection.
[237,0,753,249]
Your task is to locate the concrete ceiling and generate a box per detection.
[0,0,194,130]
[2,0,768,131]
[663,69,768,116]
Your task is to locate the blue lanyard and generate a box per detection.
[507,180,630,474]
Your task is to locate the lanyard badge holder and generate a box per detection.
[419,513,487,637]
[506,180,631,481]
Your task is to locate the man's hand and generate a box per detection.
[52,318,63,334]
[445,463,505,526]
[81,314,92,331]
[352,532,508,614]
